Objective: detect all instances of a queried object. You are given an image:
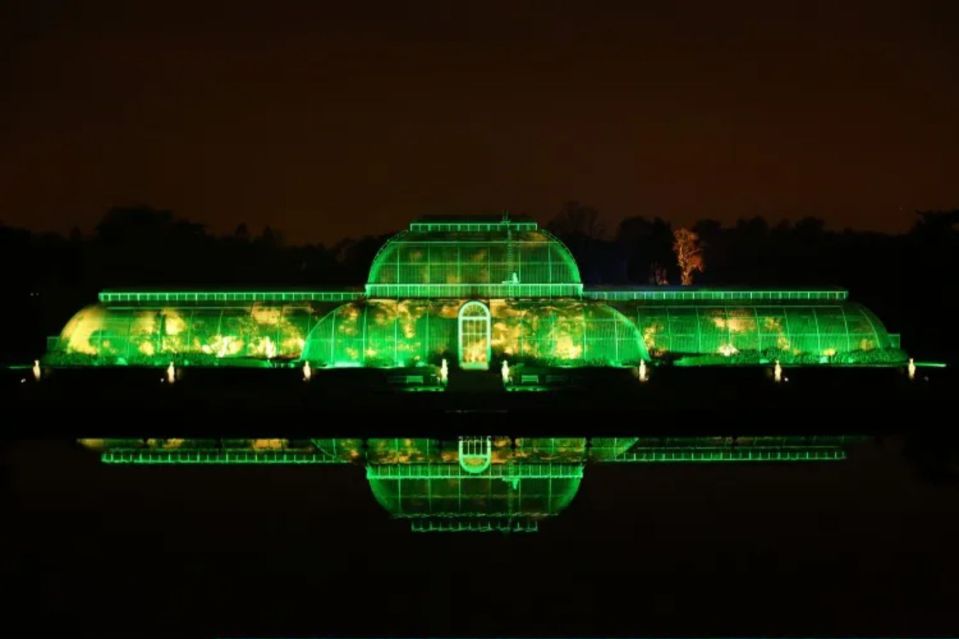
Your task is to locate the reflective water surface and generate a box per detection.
[3,435,958,637]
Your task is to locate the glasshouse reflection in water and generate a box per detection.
[80,435,863,532]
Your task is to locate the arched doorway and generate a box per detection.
[458,301,491,370]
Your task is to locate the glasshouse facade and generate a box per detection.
[46,216,906,369]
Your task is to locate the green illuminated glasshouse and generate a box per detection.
[46,216,906,371]
[82,435,862,532]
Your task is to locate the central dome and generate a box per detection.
[366,216,582,296]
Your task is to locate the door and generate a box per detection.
[458,301,491,370]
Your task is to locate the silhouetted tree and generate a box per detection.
[547,201,605,239]
[547,202,612,282]
[615,216,674,284]
[650,262,669,285]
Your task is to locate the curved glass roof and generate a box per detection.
[619,301,904,365]
[47,302,330,367]
[366,217,582,298]
[299,298,648,368]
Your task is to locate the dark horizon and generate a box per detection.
[3,0,959,242]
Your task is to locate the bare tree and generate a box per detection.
[673,228,704,285]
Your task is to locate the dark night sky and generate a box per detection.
[2,0,958,242]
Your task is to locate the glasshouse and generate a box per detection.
[45,216,907,370]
